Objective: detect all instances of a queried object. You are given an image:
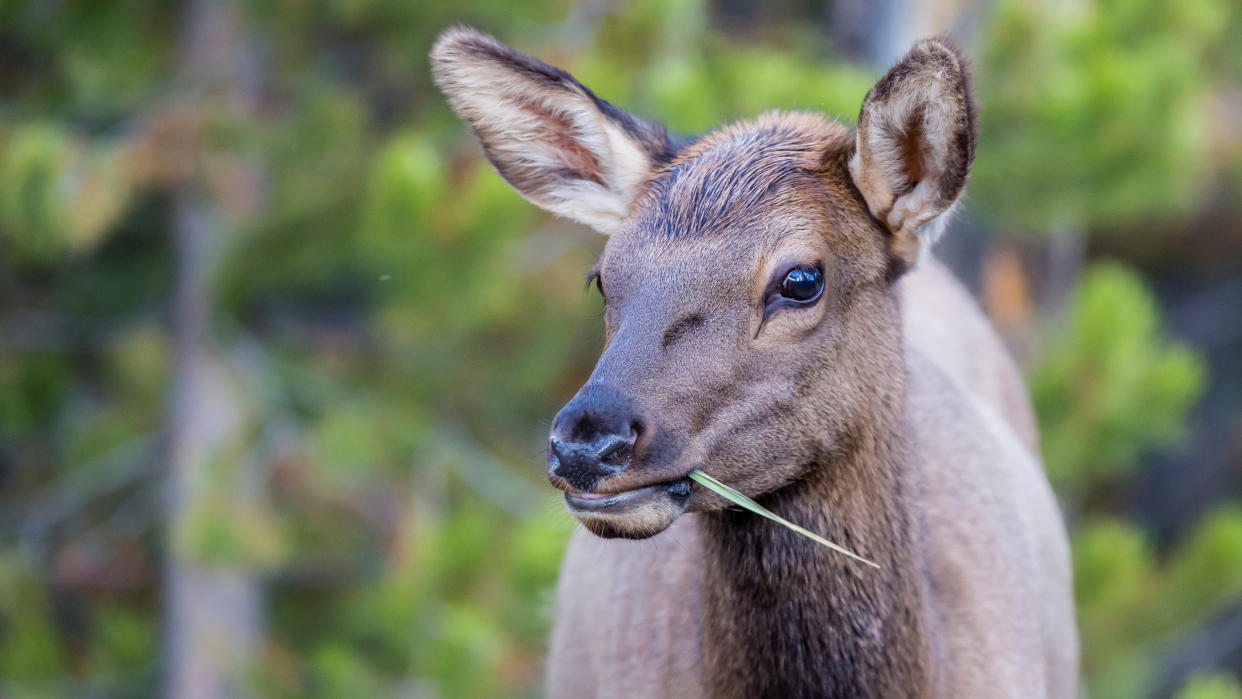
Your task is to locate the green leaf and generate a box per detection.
[688,470,879,569]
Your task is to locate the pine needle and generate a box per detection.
[688,470,880,569]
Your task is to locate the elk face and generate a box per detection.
[432,29,976,539]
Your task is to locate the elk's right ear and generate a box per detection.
[431,27,675,234]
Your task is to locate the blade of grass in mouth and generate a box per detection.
[688,470,880,569]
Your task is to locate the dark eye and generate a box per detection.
[779,265,823,302]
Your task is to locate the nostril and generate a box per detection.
[595,437,632,467]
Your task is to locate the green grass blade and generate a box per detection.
[689,470,880,569]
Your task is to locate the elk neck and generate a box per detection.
[698,325,934,698]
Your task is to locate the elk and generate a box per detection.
[432,27,1077,698]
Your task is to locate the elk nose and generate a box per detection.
[547,432,636,492]
[547,389,641,492]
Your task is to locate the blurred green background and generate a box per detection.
[1,0,1240,697]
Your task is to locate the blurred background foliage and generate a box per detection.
[0,0,1239,697]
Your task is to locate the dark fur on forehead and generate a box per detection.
[634,112,854,238]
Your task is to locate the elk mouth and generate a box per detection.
[564,477,691,512]
[562,477,693,539]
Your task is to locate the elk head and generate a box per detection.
[432,28,977,539]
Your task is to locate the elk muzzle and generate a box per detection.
[547,383,693,539]
[547,382,646,489]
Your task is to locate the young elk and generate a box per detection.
[433,28,1077,698]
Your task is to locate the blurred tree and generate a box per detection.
[0,0,1238,697]
[1030,263,1205,500]
[1178,675,1242,699]
[1029,263,1242,697]
[972,0,1239,308]
[161,1,270,696]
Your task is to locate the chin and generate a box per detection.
[564,480,691,539]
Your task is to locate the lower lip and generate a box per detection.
[564,479,691,513]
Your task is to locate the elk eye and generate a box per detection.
[779,266,823,302]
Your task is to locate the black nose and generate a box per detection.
[548,433,634,490]
[548,387,641,492]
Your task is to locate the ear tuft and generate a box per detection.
[849,36,977,269]
[431,27,674,233]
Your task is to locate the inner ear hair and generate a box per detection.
[849,36,978,268]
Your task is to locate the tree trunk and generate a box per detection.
[857,0,975,67]
[163,1,262,696]
[1042,225,1086,314]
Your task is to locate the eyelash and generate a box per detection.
[586,270,604,300]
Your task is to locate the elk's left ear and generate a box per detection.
[849,37,978,269]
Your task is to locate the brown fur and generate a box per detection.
[431,28,1076,698]
[900,260,1040,451]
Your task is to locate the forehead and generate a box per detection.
[627,111,854,243]
[599,112,890,299]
